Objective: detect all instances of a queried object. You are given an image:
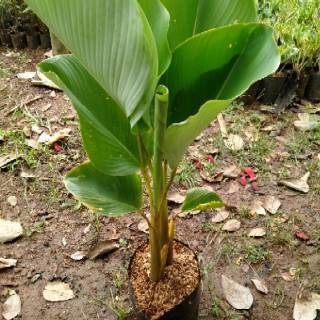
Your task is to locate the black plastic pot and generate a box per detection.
[26,32,40,49]
[0,29,13,47]
[40,33,51,49]
[128,241,200,320]
[297,71,310,99]
[260,74,287,105]
[11,32,27,49]
[305,72,320,102]
[238,80,262,105]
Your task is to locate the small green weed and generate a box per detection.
[244,244,271,264]
[174,158,201,188]
[211,296,222,318]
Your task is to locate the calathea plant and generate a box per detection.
[26,0,280,285]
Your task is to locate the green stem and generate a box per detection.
[150,85,169,282]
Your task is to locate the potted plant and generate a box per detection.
[257,0,320,102]
[0,0,14,47]
[26,0,280,318]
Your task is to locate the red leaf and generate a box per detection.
[244,167,256,181]
[239,175,247,186]
[295,231,309,241]
[207,155,215,163]
[53,142,62,153]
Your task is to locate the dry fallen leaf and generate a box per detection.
[17,71,36,79]
[38,128,72,145]
[0,154,21,169]
[217,113,228,138]
[293,293,320,320]
[279,172,310,193]
[281,272,295,282]
[263,196,281,214]
[167,192,185,204]
[221,275,253,310]
[2,293,21,320]
[211,209,229,223]
[225,134,244,151]
[251,200,266,216]
[0,220,23,243]
[7,196,17,207]
[137,220,149,233]
[247,228,266,238]
[294,113,320,131]
[43,281,74,302]
[0,258,17,270]
[222,219,241,232]
[251,278,268,294]
[87,240,119,260]
[223,165,241,178]
[70,251,86,261]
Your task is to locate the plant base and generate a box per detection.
[129,240,200,320]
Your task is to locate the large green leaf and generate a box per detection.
[138,0,171,76]
[161,0,257,49]
[181,188,224,212]
[164,24,280,168]
[26,0,158,126]
[40,55,141,176]
[64,162,142,216]
[164,100,230,168]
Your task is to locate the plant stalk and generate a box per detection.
[150,85,169,282]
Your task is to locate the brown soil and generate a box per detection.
[0,48,319,320]
[130,241,200,319]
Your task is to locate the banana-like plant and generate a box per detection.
[26,0,280,282]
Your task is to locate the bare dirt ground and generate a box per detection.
[0,48,319,320]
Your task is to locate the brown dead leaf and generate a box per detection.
[2,293,21,320]
[70,251,86,261]
[222,219,241,232]
[279,172,310,193]
[43,282,74,302]
[0,258,17,270]
[0,154,21,169]
[263,196,281,214]
[167,192,185,204]
[87,240,119,260]
[211,209,229,223]
[225,134,244,151]
[137,220,149,233]
[247,228,266,238]
[217,113,228,138]
[293,293,320,320]
[223,165,241,178]
[281,272,295,282]
[251,200,266,216]
[221,275,253,310]
[251,278,268,294]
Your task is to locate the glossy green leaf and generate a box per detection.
[64,162,142,216]
[164,24,280,168]
[161,0,257,49]
[40,55,141,176]
[138,0,171,76]
[164,100,230,168]
[181,188,224,212]
[26,0,158,126]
